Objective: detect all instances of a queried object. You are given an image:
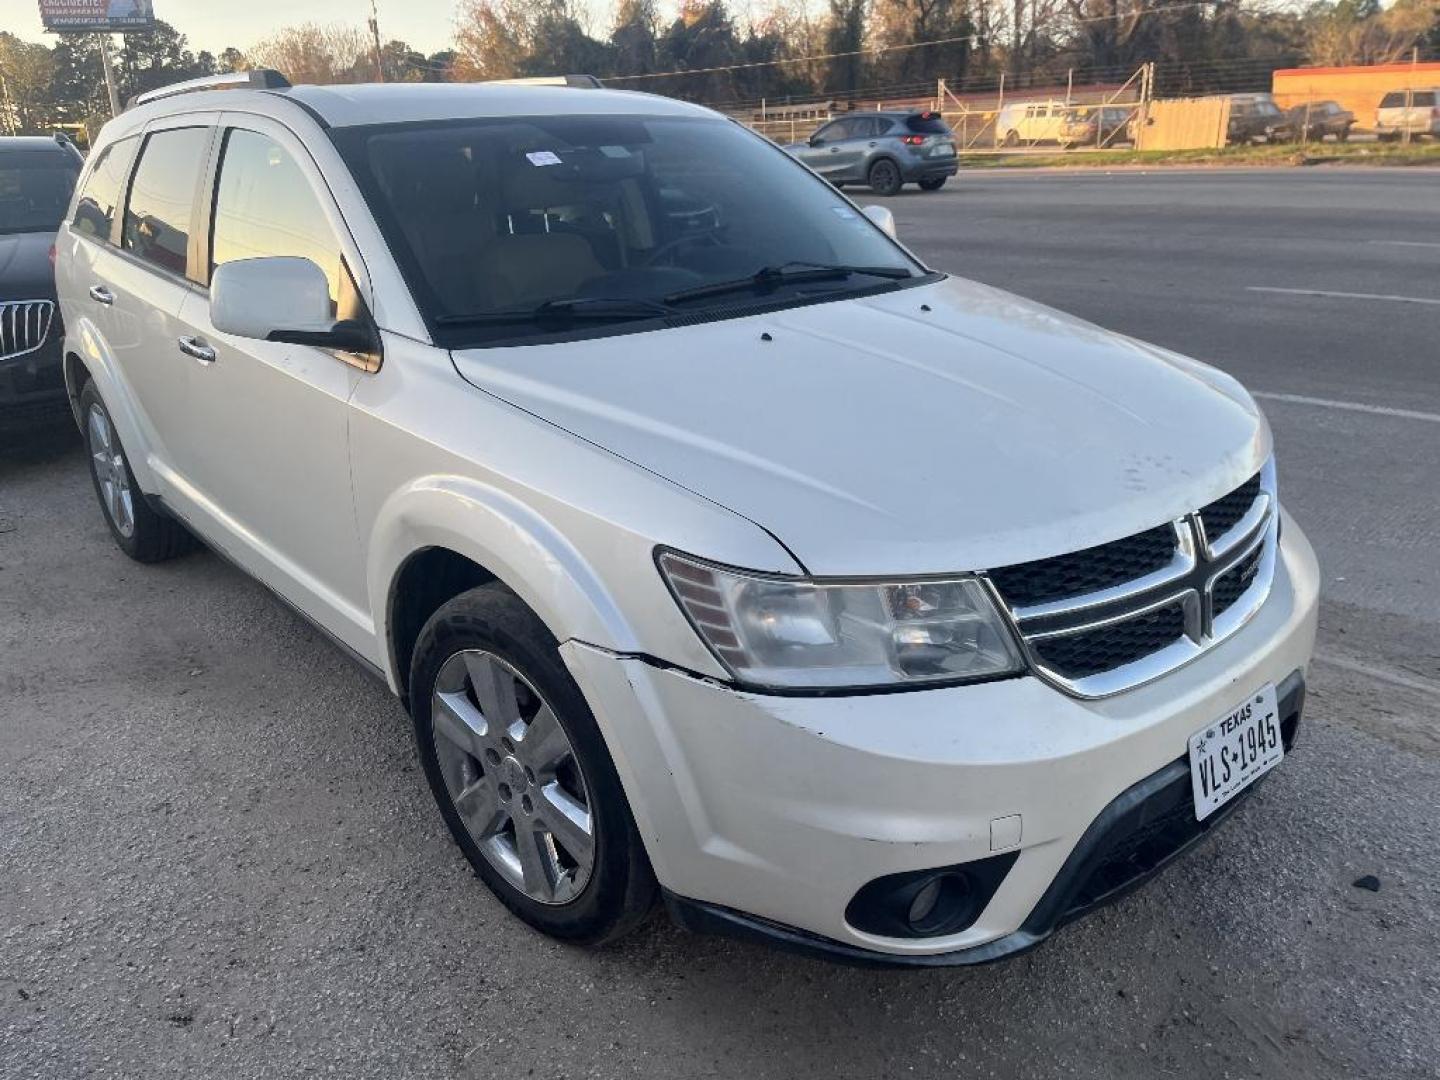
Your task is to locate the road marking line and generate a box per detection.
[1368,240,1440,249]
[1252,391,1440,425]
[1314,652,1440,698]
[1246,285,1440,306]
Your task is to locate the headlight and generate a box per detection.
[658,550,1025,690]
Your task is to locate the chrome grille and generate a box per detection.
[1030,600,1189,680]
[1198,472,1261,546]
[0,300,55,361]
[989,462,1277,698]
[988,525,1176,607]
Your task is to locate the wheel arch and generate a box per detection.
[63,349,89,428]
[371,475,644,700]
[868,153,902,175]
[61,321,161,493]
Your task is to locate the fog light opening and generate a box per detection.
[845,852,1018,939]
[907,877,942,926]
[906,872,974,935]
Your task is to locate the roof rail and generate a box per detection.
[128,69,292,110]
[483,75,604,89]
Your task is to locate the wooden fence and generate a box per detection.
[1136,97,1231,151]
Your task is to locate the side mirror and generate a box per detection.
[211,256,371,350]
[861,204,897,239]
[808,134,823,147]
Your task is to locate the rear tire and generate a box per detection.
[867,159,902,197]
[79,380,195,563]
[1003,130,1020,148]
[409,583,657,945]
[918,177,947,191]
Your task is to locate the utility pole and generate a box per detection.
[369,0,385,83]
[1403,46,1417,147]
[98,35,121,117]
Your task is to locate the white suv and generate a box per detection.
[55,72,1318,965]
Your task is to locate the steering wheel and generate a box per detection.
[642,230,722,267]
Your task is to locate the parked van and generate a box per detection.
[996,100,1068,146]
[1376,89,1440,141]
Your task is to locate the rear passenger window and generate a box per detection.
[210,129,343,307]
[1415,92,1436,107]
[123,127,209,278]
[72,136,138,242]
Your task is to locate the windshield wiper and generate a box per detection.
[435,296,676,327]
[663,262,914,306]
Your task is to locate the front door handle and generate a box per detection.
[88,284,114,305]
[177,336,217,364]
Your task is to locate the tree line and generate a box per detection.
[2,0,1437,138]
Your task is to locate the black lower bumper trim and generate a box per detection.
[664,668,1306,968]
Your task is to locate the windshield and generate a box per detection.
[331,114,924,344]
[0,152,79,235]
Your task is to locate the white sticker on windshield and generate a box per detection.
[526,151,562,166]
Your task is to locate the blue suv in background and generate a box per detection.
[785,111,958,196]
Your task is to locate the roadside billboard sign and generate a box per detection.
[36,0,156,33]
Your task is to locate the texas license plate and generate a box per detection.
[932,141,956,157]
[1188,684,1282,821]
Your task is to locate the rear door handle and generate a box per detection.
[88,285,114,305]
[177,336,217,364]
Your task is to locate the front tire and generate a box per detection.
[409,584,657,945]
[79,380,194,563]
[867,159,902,197]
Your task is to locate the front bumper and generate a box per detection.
[0,332,69,428]
[663,669,1304,967]
[562,514,1318,961]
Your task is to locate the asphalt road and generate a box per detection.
[3,169,1438,1080]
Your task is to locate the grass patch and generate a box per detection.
[959,141,1440,169]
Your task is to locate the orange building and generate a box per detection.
[1273,61,1440,130]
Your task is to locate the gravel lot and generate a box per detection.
[3,169,1438,1079]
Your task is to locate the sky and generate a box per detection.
[0,0,608,56]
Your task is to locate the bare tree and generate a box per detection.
[247,23,370,85]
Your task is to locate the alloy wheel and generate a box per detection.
[870,160,901,196]
[87,404,135,538]
[430,649,595,905]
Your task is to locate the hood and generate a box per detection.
[0,231,58,300]
[451,276,1270,576]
